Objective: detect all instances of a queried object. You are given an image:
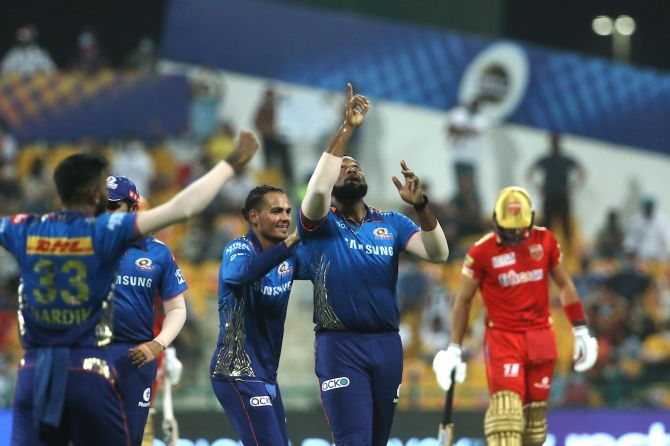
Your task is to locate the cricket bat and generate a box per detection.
[437,370,456,446]
[162,368,179,446]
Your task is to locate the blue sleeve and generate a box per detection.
[221,239,292,286]
[391,212,421,252]
[298,210,333,239]
[94,213,139,261]
[0,215,28,257]
[291,244,313,280]
[158,245,189,301]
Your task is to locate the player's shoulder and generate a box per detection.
[145,236,174,256]
[530,225,555,241]
[473,231,497,248]
[224,236,254,254]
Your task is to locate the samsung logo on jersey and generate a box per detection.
[498,268,543,287]
[254,282,292,296]
[116,275,153,288]
[347,239,394,256]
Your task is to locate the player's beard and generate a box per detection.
[332,182,368,201]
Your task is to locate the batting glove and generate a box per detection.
[573,325,598,372]
[165,347,183,385]
[432,343,467,391]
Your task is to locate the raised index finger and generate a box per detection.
[346,83,353,102]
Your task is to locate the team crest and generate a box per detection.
[507,201,522,216]
[373,227,394,240]
[529,244,544,260]
[277,261,292,276]
[135,257,154,270]
[106,176,118,190]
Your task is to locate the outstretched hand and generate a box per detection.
[392,160,424,206]
[226,130,260,173]
[343,83,370,128]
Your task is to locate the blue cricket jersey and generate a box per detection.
[112,237,188,343]
[0,211,138,348]
[211,230,306,383]
[297,206,419,333]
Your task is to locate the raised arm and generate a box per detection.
[393,160,449,263]
[136,131,259,236]
[300,83,370,228]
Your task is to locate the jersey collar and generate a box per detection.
[130,237,148,251]
[331,204,384,224]
[246,229,262,252]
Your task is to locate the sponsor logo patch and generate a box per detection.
[10,214,29,225]
[26,236,94,256]
[533,376,551,389]
[529,244,544,260]
[106,176,118,190]
[175,269,185,284]
[498,268,543,287]
[249,396,272,407]
[321,377,350,392]
[138,387,151,407]
[491,252,516,268]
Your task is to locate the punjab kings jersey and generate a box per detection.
[462,226,561,331]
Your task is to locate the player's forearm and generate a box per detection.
[450,297,472,346]
[155,296,187,348]
[405,224,450,263]
[301,153,342,220]
[137,161,235,235]
[223,243,292,285]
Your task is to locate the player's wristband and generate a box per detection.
[563,302,586,326]
[413,194,429,211]
[153,337,167,351]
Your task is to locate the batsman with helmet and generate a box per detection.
[433,186,598,445]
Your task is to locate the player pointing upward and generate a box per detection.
[296,84,450,445]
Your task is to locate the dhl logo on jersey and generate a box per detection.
[26,237,94,256]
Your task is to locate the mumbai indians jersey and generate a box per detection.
[112,237,188,343]
[0,211,138,347]
[212,231,305,383]
[297,206,419,332]
[462,227,561,331]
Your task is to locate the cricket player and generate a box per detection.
[8,130,258,445]
[432,186,598,446]
[210,185,304,445]
[297,84,450,445]
[105,175,187,446]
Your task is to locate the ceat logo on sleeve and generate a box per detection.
[10,214,29,225]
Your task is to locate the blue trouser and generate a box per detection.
[211,378,288,446]
[315,331,403,446]
[12,347,131,446]
[109,342,158,446]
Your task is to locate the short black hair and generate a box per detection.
[241,185,284,222]
[53,153,109,205]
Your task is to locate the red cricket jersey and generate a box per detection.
[462,226,561,331]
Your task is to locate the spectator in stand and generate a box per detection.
[623,196,670,262]
[125,37,158,74]
[0,162,20,214]
[255,87,294,188]
[445,96,489,191]
[21,158,54,214]
[71,29,108,75]
[595,209,625,259]
[190,68,224,140]
[205,122,236,165]
[527,132,586,245]
[0,123,18,180]
[111,139,155,200]
[445,173,485,242]
[1,25,55,76]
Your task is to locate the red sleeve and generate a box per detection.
[547,230,562,267]
[462,244,486,281]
